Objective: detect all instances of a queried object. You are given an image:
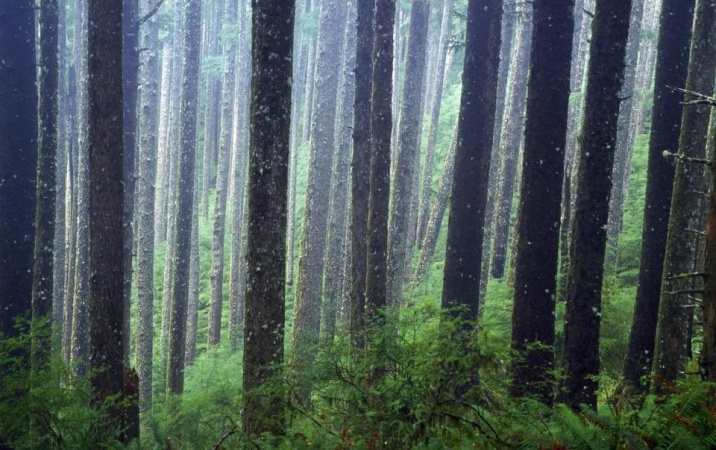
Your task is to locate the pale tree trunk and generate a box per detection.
[622,0,695,394]
[387,0,430,307]
[134,0,161,412]
[653,0,715,393]
[292,0,348,382]
[71,0,91,379]
[322,0,356,344]
[412,122,458,286]
[167,0,202,396]
[229,0,251,352]
[208,0,239,347]
[416,0,455,248]
[490,3,532,280]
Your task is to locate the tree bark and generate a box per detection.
[242,0,294,436]
[350,0,376,348]
[365,0,396,320]
[134,0,161,412]
[292,0,348,373]
[32,0,59,369]
[559,0,632,410]
[87,0,129,439]
[652,0,715,394]
[167,0,202,396]
[387,0,430,307]
[509,0,574,406]
[622,0,696,394]
[440,0,502,321]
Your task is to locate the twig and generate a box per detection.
[211,416,238,450]
[664,289,705,295]
[662,150,714,167]
[139,0,166,25]
[666,272,707,280]
[668,85,716,106]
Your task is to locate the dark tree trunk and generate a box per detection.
[32,0,59,368]
[350,0,376,347]
[653,0,715,393]
[167,0,202,396]
[558,0,632,410]
[509,0,574,406]
[365,0,396,319]
[387,0,430,307]
[622,0,696,394]
[87,0,130,439]
[242,0,294,437]
[134,0,161,412]
[292,0,348,370]
[702,133,716,382]
[440,0,502,321]
[0,0,37,340]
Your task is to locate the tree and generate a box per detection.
[86,0,128,438]
[509,0,574,406]
[622,0,696,394]
[350,0,376,348]
[0,0,38,341]
[365,0,396,320]
[559,0,633,410]
[652,0,716,393]
[440,0,502,323]
[167,0,202,396]
[292,0,348,373]
[134,0,161,411]
[208,0,240,347]
[242,0,294,437]
[32,0,59,368]
[387,0,430,307]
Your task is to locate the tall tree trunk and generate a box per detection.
[242,0,294,436]
[622,0,696,394]
[122,0,139,368]
[509,0,574,406]
[229,0,251,352]
[32,0,59,369]
[292,0,348,375]
[387,0,430,307]
[559,0,632,410]
[167,0,202,396]
[605,0,646,270]
[71,0,91,378]
[415,0,455,249]
[652,0,715,393]
[412,123,458,286]
[365,0,396,320]
[322,1,356,344]
[208,0,239,347]
[134,0,161,412]
[87,0,130,439]
[701,115,716,381]
[490,4,532,280]
[441,0,501,321]
[350,0,376,347]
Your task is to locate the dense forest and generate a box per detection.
[2,0,716,448]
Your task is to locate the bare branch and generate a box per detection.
[666,271,707,280]
[662,150,714,167]
[139,0,165,25]
[667,85,716,106]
